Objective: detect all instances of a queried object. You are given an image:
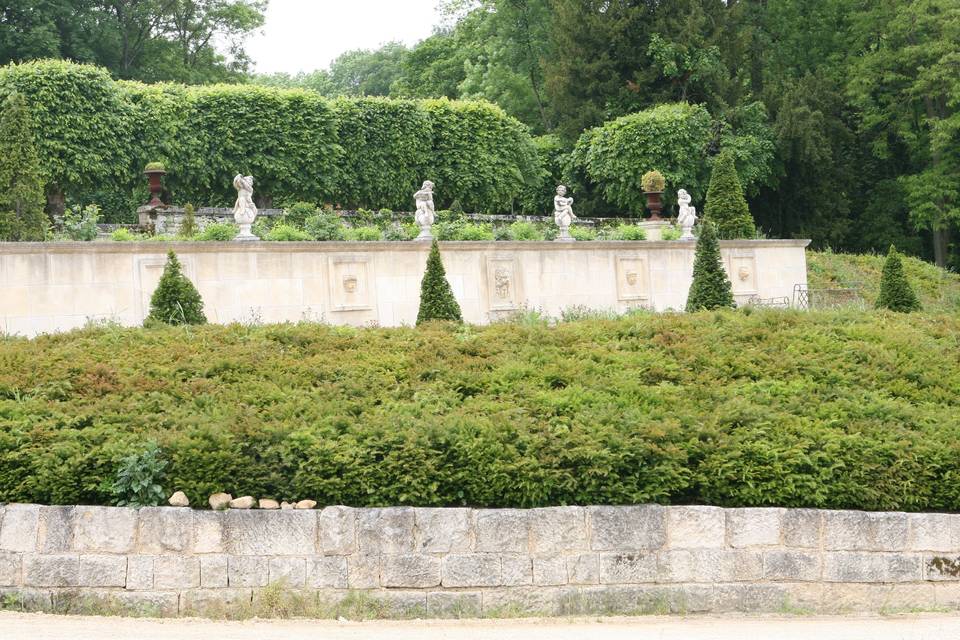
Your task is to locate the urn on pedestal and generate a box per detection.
[641,170,666,221]
[144,162,166,207]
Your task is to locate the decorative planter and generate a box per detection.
[144,169,166,207]
[644,191,664,221]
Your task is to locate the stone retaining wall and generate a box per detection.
[3,504,958,618]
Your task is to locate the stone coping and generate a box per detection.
[0,239,812,255]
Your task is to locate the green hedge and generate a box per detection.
[0,60,539,220]
[1,310,958,510]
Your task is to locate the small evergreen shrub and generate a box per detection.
[570,226,597,241]
[641,170,666,193]
[346,226,381,241]
[146,251,207,326]
[111,442,167,507]
[686,221,735,311]
[179,203,198,238]
[144,162,165,172]
[283,202,317,229]
[612,224,647,241]
[0,93,47,241]
[703,151,756,239]
[265,224,312,241]
[197,223,238,241]
[876,245,922,312]
[305,211,346,240]
[417,240,462,324]
[63,204,100,241]
[110,228,137,241]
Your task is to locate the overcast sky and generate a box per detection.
[246,0,443,75]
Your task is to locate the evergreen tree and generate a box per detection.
[876,245,921,313]
[0,93,47,241]
[703,151,756,239]
[416,240,462,324]
[686,221,735,312]
[146,251,207,326]
[179,203,198,238]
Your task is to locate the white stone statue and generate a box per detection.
[554,185,577,241]
[414,180,436,241]
[677,188,697,241]
[232,174,258,241]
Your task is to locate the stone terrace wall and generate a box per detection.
[2,504,960,618]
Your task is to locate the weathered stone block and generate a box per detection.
[357,508,415,554]
[532,555,567,586]
[822,510,910,552]
[363,590,427,617]
[23,553,79,587]
[381,554,441,588]
[501,554,532,586]
[925,554,960,581]
[911,514,960,553]
[599,552,657,584]
[79,554,126,587]
[229,556,269,587]
[153,556,200,589]
[442,554,500,587]
[318,506,356,555]
[426,591,482,618]
[0,552,21,586]
[589,506,665,551]
[821,583,934,614]
[347,554,380,588]
[72,506,136,553]
[97,590,179,617]
[726,508,784,548]
[137,507,192,554]
[224,510,317,556]
[710,583,811,613]
[193,511,224,553]
[415,508,472,553]
[37,506,73,553]
[268,557,307,587]
[475,510,529,553]
[666,506,725,549]
[762,550,821,582]
[200,555,228,588]
[782,509,822,548]
[0,504,40,552]
[567,554,599,585]
[577,584,688,615]
[529,507,587,553]
[0,587,52,612]
[125,555,154,590]
[657,550,762,583]
[181,588,252,616]
[481,585,581,616]
[308,556,347,588]
[934,582,960,608]
[822,552,922,583]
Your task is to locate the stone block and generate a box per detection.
[229,556,269,587]
[98,590,179,617]
[911,514,960,553]
[193,511,225,553]
[442,554,501,587]
[925,554,960,581]
[710,583,815,613]
[415,508,472,553]
[726,508,784,548]
[577,584,689,616]
[567,554,599,585]
[666,506,725,549]
[224,510,317,555]
[125,555,154,590]
[269,557,307,587]
[200,555,228,588]
[481,586,581,616]
[426,591,482,618]
[357,508,415,554]
[318,506,356,555]
[0,587,52,612]
[347,554,380,588]
[23,553,79,587]
[181,588,252,616]
[308,556,347,588]
[366,590,427,617]
[599,552,657,584]
[37,506,73,553]
[822,583,934,614]
[533,555,568,586]
[589,506,666,551]
[781,509,823,549]
[0,504,40,552]
[763,550,821,582]
[71,506,136,553]
[137,507,193,554]
[0,552,21,586]
[934,583,960,608]
[822,510,910,552]
[79,554,126,587]
[657,549,762,583]
[822,552,922,583]
[153,556,200,589]
[381,554,441,588]
[529,507,587,553]
[501,554,532,586]
[475,510,529,553]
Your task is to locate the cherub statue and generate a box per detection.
[414,180,435,240]
[553,185,576,241]
[677,188,697,240]
[232,174,258,240]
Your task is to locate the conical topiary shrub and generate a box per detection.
[876,245,921,312]
[416,240,462,324]
[146,251,207,325]
[686,221,735,312]
[703,150,756,239]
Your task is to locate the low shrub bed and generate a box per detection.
[1,310,958,510]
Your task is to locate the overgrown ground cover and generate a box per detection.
[1,307,958,511]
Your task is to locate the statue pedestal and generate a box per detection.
[416,227,433,242]
[640,220,671,241]
[234,223,259,242]
[555,227,575,242]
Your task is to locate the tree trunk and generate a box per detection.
[46,186,65,220]
[933,226,950,268]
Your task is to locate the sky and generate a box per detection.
[246,0,443,75]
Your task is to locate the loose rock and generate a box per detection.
[168,491,190,507]
[258,499,280,510]
[230,496,256,509]
[280,502,294,510]
[295,500,317,510]
[209,493,232,511]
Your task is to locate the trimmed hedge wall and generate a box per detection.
[0,60,539,219]
[1,310,958,510]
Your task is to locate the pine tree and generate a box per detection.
[0,93,47,241]
[146,251,207,325]
[686,221,735,312]
[416,240,463,324]
[703,151,756,239]
[179,202,198,238]
[876,245,921,313]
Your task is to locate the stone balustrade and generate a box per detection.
[1,504,960,617]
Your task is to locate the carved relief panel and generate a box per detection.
[725,249,758,295]
[616,255,651,302]
[328,256,373,311]
[484,255,523,314]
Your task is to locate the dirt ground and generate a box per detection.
[2,612,960,640]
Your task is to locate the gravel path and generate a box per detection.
[3,612,960,640]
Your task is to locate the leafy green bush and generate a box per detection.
[144,162,165,172]
[346,226,381,241]
[876,246,922,312]
[282,202,317,229]
[417,240,462,324]
[265,224,312,242]
[0,92,47,241]
[146,251,207,326]
[197,223,238,241]
[179,203,198,238]
[611,224,647,241]
[661,226,682,241]
[641,170,666,193]
[570,226,597,241]
[703,150,756,239]
[504,221,544,241]
[305,211,346,241]
[110,228,137,241]
[63,204,100,241]
[452,223,495,241]
[111,442,167,507]
[686,222,734,311]
[381,222,418,241]
[518,134,568,215]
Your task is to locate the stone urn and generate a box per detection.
[644,191,665,221]
[144,165,166,207]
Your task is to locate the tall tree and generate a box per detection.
[0,93,47,240]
